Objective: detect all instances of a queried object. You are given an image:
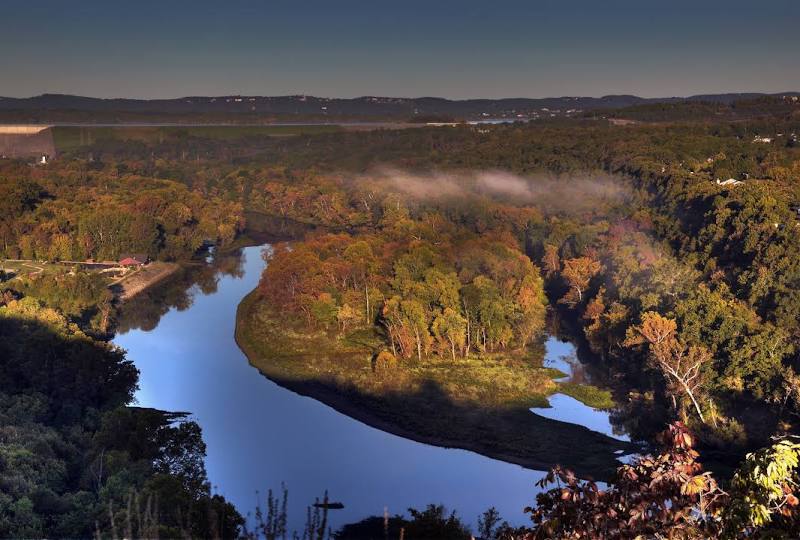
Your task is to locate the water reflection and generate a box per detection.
[532,336,631,442]
[116,248,246,333]
[114,245,548,532]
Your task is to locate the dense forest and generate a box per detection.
[0,155,247,536]
[0,159,244,261]
[3,100,800,537]
[209,110,800,450]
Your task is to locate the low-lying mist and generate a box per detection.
[356,168,631,214]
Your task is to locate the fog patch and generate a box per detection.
[358,167,630,214]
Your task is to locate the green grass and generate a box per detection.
[236,291,560,408]
[557,382,616,410]
[235,291,614,410]
[0,260,76,277]
[542,367,569,380]
[52,125,343,152]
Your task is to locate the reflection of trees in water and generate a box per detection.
[609,391,671,443]
[559,354,589,384]
[115,248,246,333]
[547,312,613,386]
[546,310,668,442]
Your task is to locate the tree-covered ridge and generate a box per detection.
[4,108,800,537]
[0,159,244,262]
[53,113,791,452]
[175,116,798,452]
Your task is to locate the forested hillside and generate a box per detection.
[0,283,242,537]
[3,105,800,537]
[33,109,800,450]
[0,159,243,261]
[0,153,246,537]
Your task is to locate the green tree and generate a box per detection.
[432,307,467,360]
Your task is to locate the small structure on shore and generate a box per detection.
[716,178,742,187]
[0,125,56,161]
[118,253,149,267]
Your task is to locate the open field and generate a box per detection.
[1,258,182,303]
[0,125,56,158]
[0,259,90,278]
[50,124,346,152]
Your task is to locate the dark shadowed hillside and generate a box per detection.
[1,92,798,123]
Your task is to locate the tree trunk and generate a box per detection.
[680,380,705,423]
[386,324,397,357]
[364,283,370,324]
[464,314,471,357]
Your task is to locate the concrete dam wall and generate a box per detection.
[0,125,56,158]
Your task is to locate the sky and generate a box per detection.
[1,0,799,100]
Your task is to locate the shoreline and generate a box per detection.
[234,288,632,481]
[113,261,182,302]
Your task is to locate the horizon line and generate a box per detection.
[2,90,800,102]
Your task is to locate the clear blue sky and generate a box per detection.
[2,0,798,99]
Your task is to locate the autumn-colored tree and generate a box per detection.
[515,423,800,539]
[513,273,547,349]
[336,303,361,333]
[401,299,431,361]
[559,256,601,307]
[343,240,379,323]
[541,243,560,277]
[521,423,723,539]
[259,244,323,315]
[624,312,710,423]
[381,296,432,361]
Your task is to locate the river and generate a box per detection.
[114,244,627,533]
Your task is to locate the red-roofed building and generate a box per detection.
[119,254,149,267]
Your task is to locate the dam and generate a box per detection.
[0,125,56,160]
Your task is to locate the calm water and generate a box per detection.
[114,244,625,532]
[532,339,630,442]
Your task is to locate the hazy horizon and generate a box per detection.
[3,89,800,101]
[2,0,798,100]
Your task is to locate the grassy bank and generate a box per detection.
[235,289,631,480]
[557,382,616,410]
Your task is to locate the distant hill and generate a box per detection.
[0,92,797,123]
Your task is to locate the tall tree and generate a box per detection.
[559,256,601,307]
[625,312,710,423]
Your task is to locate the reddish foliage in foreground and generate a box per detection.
[519,423,724,539]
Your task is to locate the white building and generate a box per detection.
[716,178,742,186]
